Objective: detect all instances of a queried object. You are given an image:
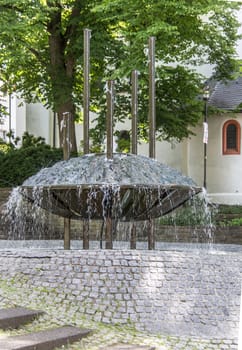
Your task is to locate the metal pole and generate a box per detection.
[83,28,91,155]
[63,112,71,161]
[131,71,138,248]
[130,224,136,250]
[53,112,56,148]
[149,36,156,159]
[64,217,71,250]
[83,219,89,249]
[8,94,11,140]
[203,84,209,189]
[148,37,156,249]
[148,218,155,250]
[238,282,242,350]
[105,215,113,249]
[63,112,71,250]
[131,70,138,155]
[203,100,208,189]
[106,80,114,160]
[105,80,114,248]
[83,29,91,249]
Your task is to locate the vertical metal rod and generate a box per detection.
[8,94,11,141]
[106,81,114,248]
[63,112,71,250]
[105,216,113,249]
[203,84,209,189]
[83,28,91,155]
[131,70,138,155]
[148,36,156,159]
[148,37,156,249]
[53,112,56,148]
[106,80,114,159]
[238,282,242,350]
[83,29,91,249]
[63,112,71,161]
[131,71,138,248]
[148,218,155,250]
[83,219,89,249]
[130,224,136,250]
[203,100,208,189]
[64,217,71,250]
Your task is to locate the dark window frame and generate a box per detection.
[222,120,241,155]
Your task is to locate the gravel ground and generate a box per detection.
[0,275,238,350]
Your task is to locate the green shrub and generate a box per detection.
[159,195,217,227]
[0,144,63,187]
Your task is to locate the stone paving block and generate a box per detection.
[0,325,91,350]
[0,307,44,329]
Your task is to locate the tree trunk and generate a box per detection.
[47,1,78,157]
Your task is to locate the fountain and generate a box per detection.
[1,33,241,349]
[20,153,199,222]
[16,33,201,250]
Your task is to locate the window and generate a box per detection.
[223,120,241,155]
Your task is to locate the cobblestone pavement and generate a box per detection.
[0,278,238,350]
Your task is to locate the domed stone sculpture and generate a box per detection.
[21,153,200,221]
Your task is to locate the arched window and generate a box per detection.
[222,120,241,155]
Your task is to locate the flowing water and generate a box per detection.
[2,153,212,246]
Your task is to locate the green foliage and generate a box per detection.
[217,204,242,215]
[21,132,46,148]
[221,217,242,227]
[215,204,242,227]
[115,130,130,153]
[0,142,12,154]
[163,201,242,228]
[0,103,8,121]
[0,0,241,148]
[159,196,217,227]
[0,139,63,187]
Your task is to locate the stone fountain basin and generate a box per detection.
[20,153,201,221]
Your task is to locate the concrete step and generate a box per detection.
[100,345,155,350]
[0,307,44,329]
[0,325,91,350]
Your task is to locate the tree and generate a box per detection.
[0,0,240,153]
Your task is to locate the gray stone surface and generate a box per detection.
[0,246,240,348]
[0,307,44,329]
[0,326,91,350]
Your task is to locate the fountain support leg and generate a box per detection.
[148,218,155,250]
[130,71,138,250]
[63,112,71,250]
[82,29,91,250]
[83,219,89,249]
[130,224,136,249]
[105,216,113,249]
[64,218,71,250]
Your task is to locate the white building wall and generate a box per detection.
[13,96,27,142]
[26,103,53,145]
[187,115,242,204]
[0,93,27,143]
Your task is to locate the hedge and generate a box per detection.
[0,145,63,187]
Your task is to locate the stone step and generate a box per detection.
[0,307,44,329]
[100,345,155,350]
[0,325,91,350]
